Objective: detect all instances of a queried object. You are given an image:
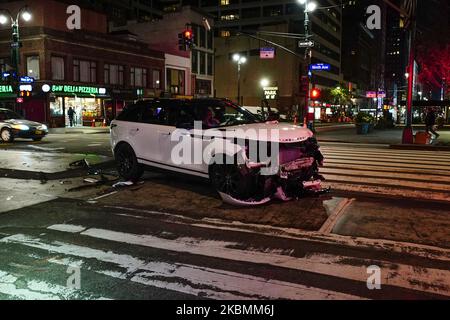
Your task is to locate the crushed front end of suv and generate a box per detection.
[110,98,328,206]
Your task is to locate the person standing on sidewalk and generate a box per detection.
[425,107,440,139]
[67,107,76,127]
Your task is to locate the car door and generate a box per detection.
[136,100,170,164]
[163,101,215,177]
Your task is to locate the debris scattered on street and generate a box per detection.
[69,159,90,169]
[112,181,135,188]
[84,178,99,184]
[60,180,73,185]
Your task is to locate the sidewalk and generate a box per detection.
[316,126,450,149]
[49,126,110,134]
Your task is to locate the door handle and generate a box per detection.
[111,124,117,128]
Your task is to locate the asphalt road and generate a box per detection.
[0,132,449,300]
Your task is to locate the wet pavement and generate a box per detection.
[0,132,449,299]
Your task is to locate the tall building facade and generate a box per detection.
[0,0,165,127]
[197,0,342,89]
[341,0,386,110]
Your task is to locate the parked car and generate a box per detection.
[0,108,48,142]
[110,98,326,205]
[243,106,287,121]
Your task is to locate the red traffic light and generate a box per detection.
[310,88,321,99]
[184,30,193,40]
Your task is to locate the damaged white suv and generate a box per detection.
[110,98,327,205]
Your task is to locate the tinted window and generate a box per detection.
[116,104,141,122]
[140,101,168,125]
[0,110,22,120]
[191,100,258,128]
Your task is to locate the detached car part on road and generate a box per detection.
[0,108,48,143]
[110,98,327,206]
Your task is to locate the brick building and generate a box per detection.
[0,0,165,127]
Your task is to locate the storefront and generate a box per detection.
[46,84,109,128]
[0,85,16,111]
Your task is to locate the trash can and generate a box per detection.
[414,131,431,144]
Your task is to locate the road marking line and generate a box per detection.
[2,234,361,300]
[38,226,450,296]
[89,191,117,201]
[319,198,355,234]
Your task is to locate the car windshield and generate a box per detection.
[195,101,260,128]
[0,110,23,121]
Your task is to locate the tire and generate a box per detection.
[115,143,144,181]
[209,155,257,200]
[0,128,14,143]
[33,138,43,142]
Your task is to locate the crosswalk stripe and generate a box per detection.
[319,146,450,201]
[28,225,450,297]
[323,163,450,177]
[323,151,450,162]
[324,155,450,167]
[321,168,450,184]
[0,234,362,300]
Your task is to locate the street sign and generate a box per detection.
[20,76,34,83]
[263,86,279,100]
[260,47,275,59]
[366,91,386,98]
[310,63,331,71]
[298,40,314,48]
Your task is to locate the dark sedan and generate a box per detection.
[0,108,48,142]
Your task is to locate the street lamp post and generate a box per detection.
[233,53,247,105]
[0,7,32,78]
[297,0,317,130]
[260,78,269,119]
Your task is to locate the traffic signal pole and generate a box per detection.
[303,1,313,131]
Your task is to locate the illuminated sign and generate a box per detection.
[310,63,331,71]
[263,86,279,100]
[260,47,275,59]
[0,85,14,93]
[51,85,107,95]
[20,76,35,83]
[19,84,33,92]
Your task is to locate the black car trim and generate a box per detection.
[137,157,208,176]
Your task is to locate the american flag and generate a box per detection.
[401,0,417,29]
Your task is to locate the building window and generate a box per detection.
[104,64,124,86]
[51,56,65,80]
[192,51,199,74]
[207,54,213,76]
[166,68,185,95]
[73,59,96,83]
[199,52,206,75]
[152,69,161,89]
[0,58,6,73]
[220,30,231,37]
[207,30,213,49]
[220,0,229,5]
[131,67,147,87]
[27,56,40,80]
[200,26,206,48]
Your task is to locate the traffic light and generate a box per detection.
[310,88,321,100]
[183,29,194,48]
[178,28,195,51]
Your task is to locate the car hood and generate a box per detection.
[4,119,46,127]
[205,122,314,143]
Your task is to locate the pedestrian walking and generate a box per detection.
[425,107,439,139]
[67,107,76,127]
